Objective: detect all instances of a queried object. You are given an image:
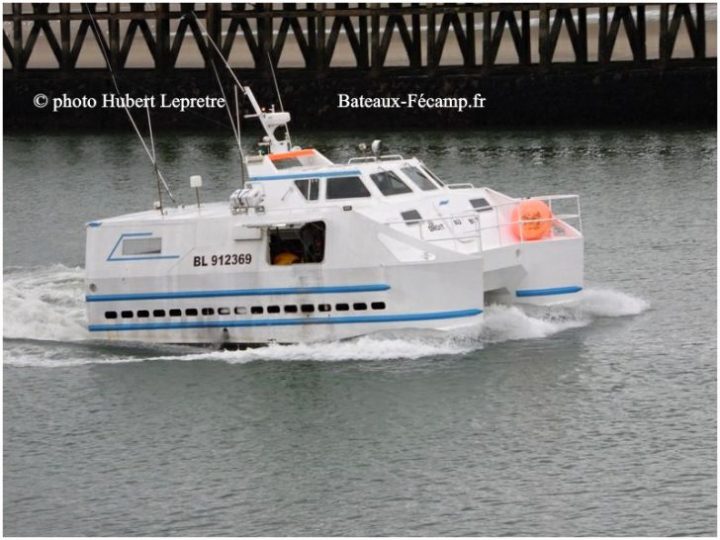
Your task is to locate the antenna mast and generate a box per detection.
[235,86,245,187]
[209,55,248,187]
[83,3,177,211]
[146,105,163,213]
[191,12,293,154]
[266,50,291,144]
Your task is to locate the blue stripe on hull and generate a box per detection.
[86,284,391,302]
[88,308,483,332]
[515,286,583,297]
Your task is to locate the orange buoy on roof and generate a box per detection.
[510,199,553,241]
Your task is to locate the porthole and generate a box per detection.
[201,307,215,316]
[353,303,368,311]
[218,307,230,315]
[185,308,198,316]
[105,311,117,319]
[318,304,331,312]
[169,309,182,317]
[284,305,298,313]
[251,306,264,314]
[121,311,133,319]
[234,307,247,315]
[371,302,386,310]
[153,309,166,317]
[137,310,150,318]
[267,305,281,314]
[336,303,349,311]
[301,304,315,313]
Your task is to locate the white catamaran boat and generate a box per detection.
[84,46,583,347]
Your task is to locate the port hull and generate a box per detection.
[86,260,485,344]
[85,209,485,345]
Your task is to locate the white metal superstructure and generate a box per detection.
[84,88,583,346]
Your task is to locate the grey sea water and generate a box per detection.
[3,129,716,536]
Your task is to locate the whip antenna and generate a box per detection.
[266,50,284,112]
[209,57,242,150]
[208,56,248,187]
[192,11,292,154]
[83,3,177,208]
[266,50,291,144]
[191,12,246,91]
[235,86,246,188]
[146,104,164,212]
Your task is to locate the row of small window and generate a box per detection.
[104,301,387,320]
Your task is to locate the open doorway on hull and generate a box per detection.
[269,221,326,265]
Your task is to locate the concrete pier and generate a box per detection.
[3,3,716,129]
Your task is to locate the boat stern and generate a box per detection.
[482,193,584,306]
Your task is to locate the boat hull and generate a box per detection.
[484,236,584,306]
[86,259,485,345]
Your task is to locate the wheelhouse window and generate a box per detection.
[400,166,438,191]
[370,170,412,196]
[295,178,320,201]
[122,237,161,256]
[419,165,446,186]
[326,176,371,199]
[269,221,326,265]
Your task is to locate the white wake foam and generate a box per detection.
[569,287,649,317]
[478,304,588,342]
[3,265,650,367]
[150,334,477,364]
[2,343,149,368]
[3,264,89,341]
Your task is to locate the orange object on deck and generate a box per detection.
[273,252,300,265]
[269,148,316,161]
[510,199,553,241]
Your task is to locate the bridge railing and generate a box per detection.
[3,3,713,73]
[382,191,582,253]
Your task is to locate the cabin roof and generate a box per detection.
[91,148,481,227]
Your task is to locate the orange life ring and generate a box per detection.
[510,199,553,241]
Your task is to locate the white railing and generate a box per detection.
[384,193,582,252]
[347,154,405,164]
[497,193,581,245]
